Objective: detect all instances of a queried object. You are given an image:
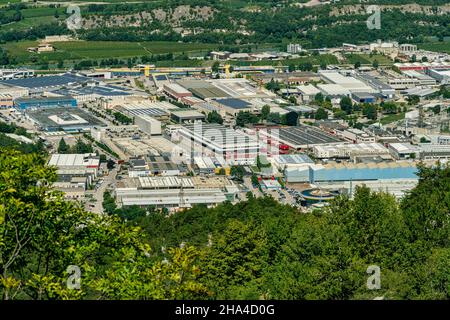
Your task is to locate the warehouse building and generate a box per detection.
[212,98,253,116]
[114,176,237,209]
[285,161,418,185]
[0,73,93,94]
[427,69,450,84]
[25,107,104,132]
[417,144,450,160]
[339,128,376,143]
[317,83,351,98]
[0,68,34,80]
[134,114,162,135]
[170,109,205,123]
[388,143,421,160]
[313,143,390,159]
[0,83,29,99]
[177,123,259,165]
[0,94,13,109]
[297,85,321,103]
[270,154,315,171]
[127,156,182,177]
[260,125,343,150]
[402,70,437,86]
[163,83,193,100]
[48,153,100,192]
[319,71,377,94]
[14,95,77,110]
[357,74,396,98]
[351,92,376,104]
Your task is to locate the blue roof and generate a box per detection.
[0,73,91,89]
[216,98,251,109]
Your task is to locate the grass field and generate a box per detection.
[418,41,450,54]
[1,40,221,64]
[344,53,393,65]
[231,54,339,67]
[379,112,405,125]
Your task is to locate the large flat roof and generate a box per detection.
[215,98,252,109]
[278,125,343,148]
[0,73,91,89]
[49,154,99,167]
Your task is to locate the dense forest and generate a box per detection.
[0,1,448,47]
[1,146,449,300]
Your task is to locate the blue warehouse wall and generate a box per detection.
[286,165,419,183]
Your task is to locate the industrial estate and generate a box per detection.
[2,38,449,212]
[0,0,449,304]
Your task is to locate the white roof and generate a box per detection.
[317,84,351,96]
[138,176,195,189]
[164,83,191,94]
[297,85,321,95]
[389,143,419,153]
[48,154,99,167]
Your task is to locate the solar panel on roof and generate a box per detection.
[0,73,91,89]
[216,98,251,109]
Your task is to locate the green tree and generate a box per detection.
[261,105,270,120]
[339,96,353,114]
[211,61,220,73]
[235,111,259,127]
[372,59,379,69]
[284,111,299,126]
[314,92,324,104]
[57,138,69,154]
[200,220,268,299]
[315,107,328,120]
[362,104,377,120]
[0,149,207,300]
[207,110,223,124]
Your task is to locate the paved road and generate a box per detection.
[243,176,264,198]
[88,167,118,214]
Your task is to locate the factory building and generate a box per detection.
[339,128,376,143]
[163,83,193,100]
[417,144,450,160]
[401,70,437,86]
[0,73,93,95]
[127,156,182,177]
[170,109,206,123]
[134,114,162,135]
[176,123,259,165]
[212,98,253,116]
[0,94,13,109]
[25,107,104,132]
[0,68,34,80]
[316,84,351,98]
[285,161,418,185]
[296,85,321,103]
[114,176,238,209]
[351,92,376,104]
[388,143,421,160]
[260,125,343,150]
[427,69,450,84]
[313,143,390,159]
[320,71,378,94]
[270,154,315,171]
[14,95,77,110]
[48,153,100,199]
